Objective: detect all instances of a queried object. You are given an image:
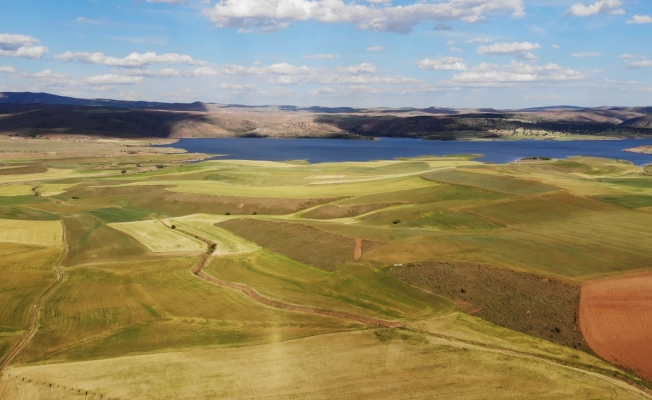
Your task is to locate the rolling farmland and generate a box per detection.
[0,139,651,399]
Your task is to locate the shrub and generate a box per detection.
[392,220,401,224]
[171,225,176,230]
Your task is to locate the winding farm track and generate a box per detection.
[579,272,652,382]
[181,227,652,396]
[0,220,68,373]
[177,227,402,328]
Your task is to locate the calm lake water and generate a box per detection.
[160,138,652,165]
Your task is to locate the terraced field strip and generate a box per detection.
[178,228,403,328]
[0,221,68,373]
[579,272,652,382]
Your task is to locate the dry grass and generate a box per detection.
[218,219,381,271]
[4,329,648,400]
[0,219,62,247]
[0,185,34,197]
[109,220,205,253]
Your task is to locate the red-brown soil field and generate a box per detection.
[579,272,652,381]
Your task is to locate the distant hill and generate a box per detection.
[0,92,208,112]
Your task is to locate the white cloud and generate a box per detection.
[477,41,540,60]
[366,46,385,52]
[571,51,601,58]
[448,60,588,85]
[0,33,48,59]
[465,37,492,44]
[618,54,636,59]
[419,57,467,71]
[551,44,560,49]
[565,0,624,17]
[0,66,16,73]
[449,47,463,53]
[192,67,220,76]
[628,60,652,68]
[627,15,652,24]
[203,0,525,34]
[302,53,340,59]
[125,68,181,77]
[54,51,205,67]
[85,74,145,85]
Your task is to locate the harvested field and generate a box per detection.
[422,170,558,196]
[207,251,453,320]
[337,184,507,207]
[0,184,35,196]
[0,244,62,361]
[109,220,205,253]
[65,184,338,216]
[0,219,62,247]
[0,163,47,176]
[5,329,649,400]
[16,256,356,364]
[302,203,399,219]
[389,262,589,352]
[579,272,652,381]
[165,215,260,254]
[218,219,383,270]
[62,214,148,266]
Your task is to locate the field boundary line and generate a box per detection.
[175,227,403,328]
[0,219,69,374]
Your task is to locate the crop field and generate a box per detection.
[109,220,205,253]
[0,147,651,398]
[0,219,62,247]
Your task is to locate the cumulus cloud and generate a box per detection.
[202,0,525,34]
[619,54,636,59]
[419,57,467,71]
[85,74,145,85]
[551,44,560,49]
[627,15,652,24]
[565,0,624,17]
[476,41,540,60]
[302,53,340,59]
[448,60,588,85]
[0,33,48,59]
[54,51,205,67]
[366,46,385,52]
[0,66,16,73]
[571,51,601,58]
[628,60,652,68]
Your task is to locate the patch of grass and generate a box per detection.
[218,219,382,270]
[0,195,46,206]
[109,220,205,253]
[17,256,356,364]
[301,203,400,219]
[62,214,149,266]
[88,206,156,223]
[206,251,454,320]
[422,170,558,196]
[0,244,62,360]
[592,194,652,209]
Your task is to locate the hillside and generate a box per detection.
[0,92,651,140]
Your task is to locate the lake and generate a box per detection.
[160,138,652,165]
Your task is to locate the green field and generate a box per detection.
[0,144,651,399]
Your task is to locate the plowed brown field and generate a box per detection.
[579,272,652,381]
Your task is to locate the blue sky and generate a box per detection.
[0,0,651,108]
